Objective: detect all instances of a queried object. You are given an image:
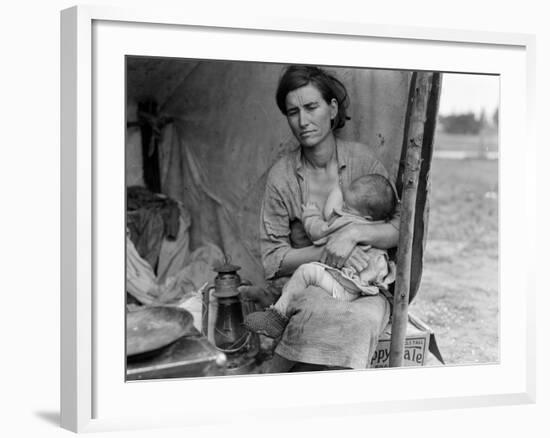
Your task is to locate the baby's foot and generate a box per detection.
[244,307,288,338]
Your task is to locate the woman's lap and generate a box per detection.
[274,286,390,369]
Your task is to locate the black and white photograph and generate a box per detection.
[124,57,499,379]
[3,0,545,435]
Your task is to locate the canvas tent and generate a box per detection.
[125,57,440,367]
[126,58,421,284]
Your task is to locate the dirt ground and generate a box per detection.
[410,156,499,366]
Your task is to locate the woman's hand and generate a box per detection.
[321,225,359,268]
[342,246,372,272]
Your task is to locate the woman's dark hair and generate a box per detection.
[275,65,350,130]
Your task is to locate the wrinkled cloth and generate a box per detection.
[126,186,181,270]
[126,229,223,307]
[156,204,193,283]
[260,139,399,368]
[321,254,395,296]
[273,263,360,318]
[275,286,391,369]
[303,207,395,295]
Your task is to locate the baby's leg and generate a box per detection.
[310,267,359,301]
[244,263,344,338]
[273,263,345,314]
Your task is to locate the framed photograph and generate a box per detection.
[61,5,535,433]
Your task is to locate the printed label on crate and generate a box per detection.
[370,337,427,368]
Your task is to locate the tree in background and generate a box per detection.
[439,109,498,135]
[439,111,482,135]
[479,109,488,130]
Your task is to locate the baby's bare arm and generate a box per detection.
[302,203,332,243]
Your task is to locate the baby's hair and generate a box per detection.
[344,174,397,221]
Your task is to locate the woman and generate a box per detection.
[260,65,400,370]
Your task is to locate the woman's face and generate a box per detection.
[284,83,338,148]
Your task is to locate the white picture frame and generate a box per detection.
[60,5,536,433]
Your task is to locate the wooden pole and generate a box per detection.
[389,72,435,367]
[410,72,441,303]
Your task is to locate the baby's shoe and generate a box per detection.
[244,307,288,338]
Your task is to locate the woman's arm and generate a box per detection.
[351,221,400,248]
[278,245,325,277]
[322,222,399,269]
[261,175,327,279]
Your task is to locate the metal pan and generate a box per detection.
[126,306,194,357]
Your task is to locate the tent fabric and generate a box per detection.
[126,58,414,292]
[126,212,224,307]
[126,186,181,271]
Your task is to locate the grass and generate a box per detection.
[410,154,499,366]
[434,130,498,154]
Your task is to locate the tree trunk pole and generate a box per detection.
[389,72,434,367]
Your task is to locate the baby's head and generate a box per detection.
[342,174,397,221]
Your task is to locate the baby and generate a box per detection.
[245,174,397,338]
